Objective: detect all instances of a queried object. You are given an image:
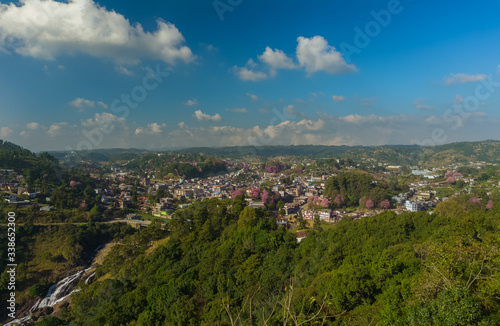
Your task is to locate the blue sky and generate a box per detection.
[0,0,499,151]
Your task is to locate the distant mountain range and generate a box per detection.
[3,139,500,167]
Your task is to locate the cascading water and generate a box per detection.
[29,267,93,311]
[5,244,106,326]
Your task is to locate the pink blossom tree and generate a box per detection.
[251,188,260,198]
[321,197,330,208]
[231,189,243,199]
[70,180,78,187]
[334,195,344,206]
[486,200,494,210]
[379,199,391,209]
[261,189,270,203]
[365,199,374,209]
[446,177,456,184]
[470,197,481,204]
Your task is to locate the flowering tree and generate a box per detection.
[379,199,391,209]
[70,180,79,187]
[261,189,270,203]
[251,188,260,198]
[486,200,494,210]
[265,164,283,174]
[321,197,330,208]
[334,195,344,206]
[470,197,481,204]
[231,189,243,199]
[365,199,374,209]
[446,177,456,184]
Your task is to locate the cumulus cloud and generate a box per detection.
[445,73,487,85]
[234,66,268,81]
[0,0,194,65]
[285,105,304,118]
[296,36,357,75]
[414,98,433,110]
[26,122,40,130]
[135,122,166,135]
[70,97,95,111]
[247,93,258,101]
[14,112,500,151]
[185,99,198,106]
[227,108,247,113]
[81,112,125,133]
[332,95,345,102]
[193,110,222,121]
[258,46,296,75]
[235,35,356,81]
[0,126,12,138]
[47,122,67,137]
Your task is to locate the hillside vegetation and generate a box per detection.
[35,197,500,325]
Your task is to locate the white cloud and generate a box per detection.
[193,110,222,121]
[70,98,95,111]
[135,122,166,135]
[247,93,258,101]
[47,122,67,137]
[445,73,487,85]
[258,46,296,75]
[0,0,194,65]
[296,36,357,75]
[14,112,500,151]
[185,99,198,106]
[332,95,345,102]
[228,108,247,113]
[0,126,12,138]
[81,112,125,132]
[235,35,355,81]
[414,98,433,110]
[425,116,441,125]
[285,105,304,117]
[115,65,134,76]
[26,122,40,130]
[234,66,268,81]
[97,101,108,109]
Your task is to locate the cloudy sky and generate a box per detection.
[0,0,500,151]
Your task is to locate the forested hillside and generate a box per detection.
[0,140,62,186]
[33,197,500,325]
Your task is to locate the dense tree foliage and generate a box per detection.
[324,172,393,208]
[25,197,498,325]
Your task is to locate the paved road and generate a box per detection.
[0,219,152,227]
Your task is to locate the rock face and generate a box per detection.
[31,306,54,322]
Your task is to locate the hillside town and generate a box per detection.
[3,155,499,231]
